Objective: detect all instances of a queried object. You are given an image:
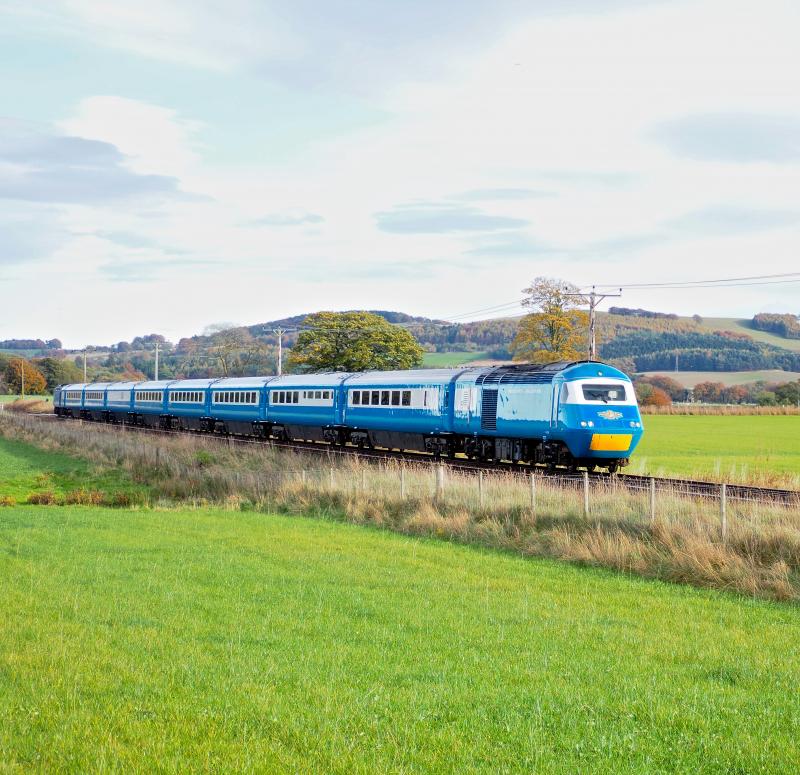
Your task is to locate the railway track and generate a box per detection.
[16,413,800,506]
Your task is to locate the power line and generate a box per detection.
[591,272,800,290]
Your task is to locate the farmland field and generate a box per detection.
[421,350,490,367]
[637,370,800,388]
[631,415,800,484]
[697,317,800,353]
[1,504,799,773]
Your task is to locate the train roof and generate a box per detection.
[131,380,177,390]
[266,373,355,387]
[210,377,275,388]
[164,379,219,389]
[344,368,483,386]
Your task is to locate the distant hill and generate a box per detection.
[7,308,800,383]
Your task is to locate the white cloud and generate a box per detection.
[2,0,800,346]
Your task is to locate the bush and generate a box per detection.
[635,383,672,407]
[0,495,14,507]
[27,491,56,505]
[63,489,103,506]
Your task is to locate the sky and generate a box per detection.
[1,0,799,348]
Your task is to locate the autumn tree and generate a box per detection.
[181,326,271,377]
[636,374,686,401]
[33,357,83,391]
[4,359,47,395]
[692,382,725,403]
[289,311,423,372]
[634,382,672,407]
[511,277,588,363]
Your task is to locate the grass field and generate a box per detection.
[638,370,800,388]
[0,435,144,504]
[632,415,800,484]
[698,317,800,353]
[1,504,799,773]
[421,351,490,367]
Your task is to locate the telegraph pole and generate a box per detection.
[566,286,622,360]
[154,342,160,381]
[83,351,87,382]
[272,328,285,375]
[586,286,622,359]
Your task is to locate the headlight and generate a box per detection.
[580,421,587,427]
[587,421,594,427]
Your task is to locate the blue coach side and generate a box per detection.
[341,369,475,453]
[106,382,137,422]
[58,383,85,416]
[208,377,272,435]
[131,381,173,427]
[266,374,347,442]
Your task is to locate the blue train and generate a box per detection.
[54,360,643,471]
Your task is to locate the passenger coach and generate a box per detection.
[54,360,643,471]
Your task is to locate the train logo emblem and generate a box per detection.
[598,409,623,420]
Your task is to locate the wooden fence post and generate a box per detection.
[649,477,656,521]
[361,469,366,492]
[435,464,445,499]
[583,471,590,518]
[400,466,406,499]
[530,472,536,515]
[478,470,484,508]
[720,483,727,542]
[329,466,334,489]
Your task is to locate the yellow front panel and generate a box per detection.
[589,433,632,452]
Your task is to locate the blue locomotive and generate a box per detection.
[54,360,643,471]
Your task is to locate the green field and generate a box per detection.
[421,350,491,367]
[697,317,800,353]
[1,504,798,772]
[632,415,800,483]
[638,370,800,388]
[0,435,144,503]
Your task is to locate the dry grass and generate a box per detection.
[4,398,54,414]
[642,404,800,415]
[2,413,799,602]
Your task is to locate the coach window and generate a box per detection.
[353,391,361,405]
[369,390,378,405]
[381,390,389,405]
[402,390,411,406]
[391,390,400,406]
[293,391,299,403]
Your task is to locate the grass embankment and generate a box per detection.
[633,415,800,487]
[2,397,53,414]
[1,505,799,772]
[2,413,799,601]
[0,432,146,506]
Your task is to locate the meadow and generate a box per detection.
[638,370,800,388]
[0,435,145,505]
[632,415,800,486]
[421,350,490,367]
[1,504,799,773]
